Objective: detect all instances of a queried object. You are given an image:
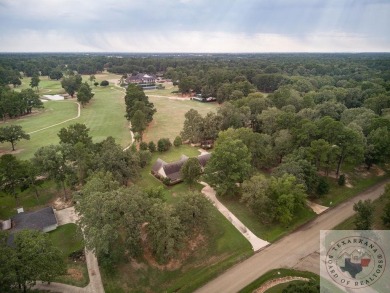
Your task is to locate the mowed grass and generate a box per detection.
[218,196,316,242]
[334,193,390,230]
[144,96,219,142]
[0,180,59,219]
[0,74,131,160]
[49,223,89,287]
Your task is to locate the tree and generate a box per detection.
[0,230,65,293]
[180,157,202,186]
[58,123,92,146]
[0,154,25,205]
[241,175,272,223]
[93,137,140,185]
[147,204,184,263]
[148,141,156,152]
[0,125,30,151]
[33,145,73,201]
[130,110,147,141]
[61,74,82,97]
[100,80,109,86]
[125,84,156,124]
[77,82,94,107]
[49,69,63,80]
[30,74,40,92]
[173,136,182,147]
[175,191,211,232]
[89,74,96,85]
[353,200,374,230]
[180,109,203,143]
[157,138,172,152]
[204,139,251,196]
[76,184,152,262]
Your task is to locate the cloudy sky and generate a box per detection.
[0,0,389,53]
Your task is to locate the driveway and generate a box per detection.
[195,179,389,293]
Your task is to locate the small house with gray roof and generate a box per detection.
[10,207,58,233]
[151,153,211,185]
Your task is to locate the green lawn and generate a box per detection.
[314,167,389,207]
[101,206,252,293]
[218,196,316,242]
[0,74,131,160]
[238,268,319,293]
[49,223,89,287]
[334,193,390,230]
[143,96,218,143]
[135,144,203,199]
[0,180,59,219]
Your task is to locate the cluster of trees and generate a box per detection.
[124,84,156,141]
[76,172,212,265]
[353,184,390,230]
[0,87,43,120]
[0,230,65,293]
[0,123,148,204]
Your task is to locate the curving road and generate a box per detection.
[195,179,390,293]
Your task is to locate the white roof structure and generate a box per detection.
[42,94,65,101]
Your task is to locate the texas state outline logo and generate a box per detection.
[320,230,390,292]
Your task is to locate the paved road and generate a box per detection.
[195,179,389,293]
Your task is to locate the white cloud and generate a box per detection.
[1,29,387,53]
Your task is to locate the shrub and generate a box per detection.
[338,174,346,186]
[157,138,172,152]
[316,177,330,196]
[100,80,109,86]
[139,141,148,150]
[173,136,182,147]
[93,82,99,87]
[148,141,156,152]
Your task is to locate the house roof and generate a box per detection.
[198,153,211,167]
[127,73,156,83]
[151,153,211,182]
[151,158,165,173]
[163,155,188,181]
[11,207,57,232]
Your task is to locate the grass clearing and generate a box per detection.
[49,223,89,287]
[334,193,389,230]
[144,96,218,143]
[238,268,319,293]
[314,166,389,207]
[218,196,316,242]
[0,180,59,219]
[0,74,131,160]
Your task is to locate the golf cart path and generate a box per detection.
[200,182,270,251]
[28,101,81,135]
[34,206,104,293]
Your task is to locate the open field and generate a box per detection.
[219,196,316,242]
[0,74,131,159]
[144,96,219,143]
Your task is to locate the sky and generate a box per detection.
[0,0,389,53]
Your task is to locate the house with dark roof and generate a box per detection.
[10,207,58,233]
[151,153,211,185]
[126,73,157,85]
